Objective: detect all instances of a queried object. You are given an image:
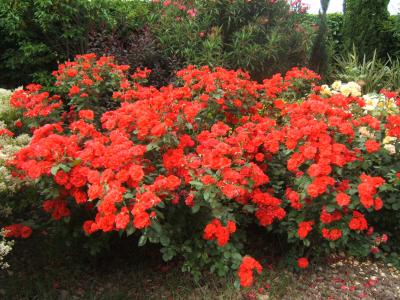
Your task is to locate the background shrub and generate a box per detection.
[342,0,392,59]
[0,0,150,88]
[151,0,313,81]
[87,27,178,88]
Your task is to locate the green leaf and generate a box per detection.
[126,225,136,236]
[160,235,170,246]
[162,248,175,261]
[325,204,336,213]
[60,164,71,172]
[204,190,210,200]
[138,235,147,247]
[71,158,81,166]
[233,280,241,289]
[152,221,162,234]
[191,204,200,214]
[190,180,203,188]
[50,165,59,175]
[232,253,242,262]
[146,142,159,151]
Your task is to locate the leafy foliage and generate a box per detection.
[309,0,330,77]
[152,0,313,80]
[0,0,149,87]
[343,0,392,59]
[334,48,400,93]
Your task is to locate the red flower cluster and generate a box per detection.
[237,256,263,287]
[10,84,62,117]
[9,55,397,287]
[203,219,236,246]
[321,228,342,241]
[358,174,385,210]
[43,199,71,220]
[297,221,314,239]
[3,224,32,238]
[349,211,368,231]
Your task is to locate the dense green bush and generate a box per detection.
[151,0,313,80]
[342,0,392,59]
[384,15,400,57]
[0,0,150,88]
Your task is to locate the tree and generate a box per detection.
[309,0,330,77]
[343,0,391,59]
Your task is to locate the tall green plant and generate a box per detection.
[342,0,391,59]
[309,0,330,77]
[334,47,400,93]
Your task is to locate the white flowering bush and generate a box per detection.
[0,89,32,234]
[0,126,31,193]
[0,88,31,194]
[0,229,14,269]
[0,89,13,112]
[0,88,21,121]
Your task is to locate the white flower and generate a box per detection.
[331,80,342,91]
[340,82,361,97]
[359,127,375,139]
[0,229,14,269]
[383,136,396,145]
[320,85,332,96]
[363,94,380,111]
[384,144,396,155]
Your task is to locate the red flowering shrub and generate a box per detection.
[3,54,400,287]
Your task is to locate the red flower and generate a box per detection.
[336,192,350,207]
[237,256,262,287]
[349,211,368,231]
[115,212,130,230]
[15,120,23,128]
[54,170,69,186]
[3,224,32,239]
[20,226,33,238]
[133,212,151,229]
[297,257,309,269]
[79,110,94,120]
[298,221,314,239]
[83,220,97,235]
[69,85,80,96]
[129,164,144,182]
[203,219,236,247]
[322,228,342,241]
[365,140,380,153]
